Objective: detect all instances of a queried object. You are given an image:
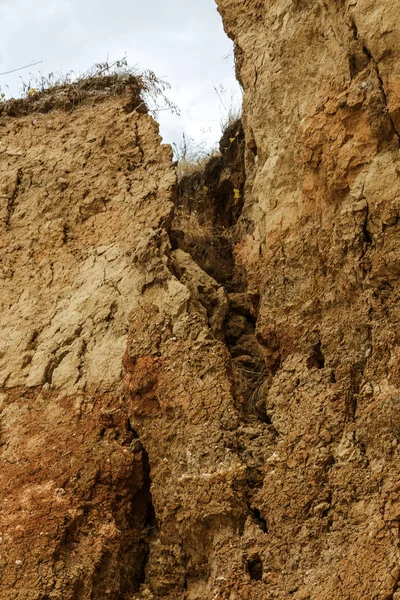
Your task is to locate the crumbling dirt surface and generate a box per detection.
[2,1,400,599]
[212,0,400,598]
[0,88,175,599]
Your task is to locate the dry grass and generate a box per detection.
[213,84,243,134]
[172,207,236,285]
[176,153,219,180]
[171,83,242,181]
[172,122,244,284]
[173,132,220,180]
[0,58,178,118]
[173,208,218,242]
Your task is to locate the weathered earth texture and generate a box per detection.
[214,0,400,598]
[0,82,176,598]
[1,1,400,599]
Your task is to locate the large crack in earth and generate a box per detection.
[134,119,278,587]
[122,119,279,594]
[170,120,275,429]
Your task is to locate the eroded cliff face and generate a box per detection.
[1,2,400,599]
[213,0,400,598]
[0,83,176,598]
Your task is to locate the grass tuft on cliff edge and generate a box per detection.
[0,58,179,118]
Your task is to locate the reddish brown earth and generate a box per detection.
[1,1,400,599]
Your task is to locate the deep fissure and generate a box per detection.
[170,118,271,427]
[163,117,278,571]
[5,167,22,229]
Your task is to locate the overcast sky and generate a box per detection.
[0,0,241,149]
